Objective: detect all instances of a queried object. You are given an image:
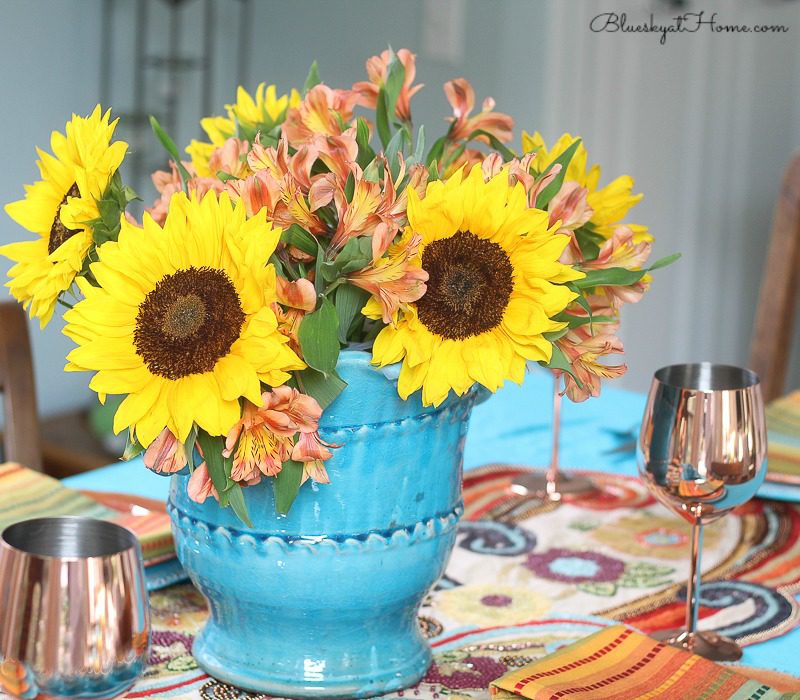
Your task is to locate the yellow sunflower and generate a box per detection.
[2,106,127,326]
[63,191,305,448]
[370,166,583,407]
[186,83,301,177]
[521,131,651,243]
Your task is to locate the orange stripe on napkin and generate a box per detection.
[490,625,799,699]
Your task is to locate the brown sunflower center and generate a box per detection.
[134,267,245,380]
[48,183,81,254]
[417,230,514,340]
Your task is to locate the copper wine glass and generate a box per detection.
[638,363,767,661]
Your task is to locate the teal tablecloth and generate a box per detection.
[63,369,800,677]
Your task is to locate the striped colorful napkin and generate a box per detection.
[0,462,175,569]
[490,625,800,699]
[767,390,800,483]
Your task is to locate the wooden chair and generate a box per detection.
[749,154,800,402]
[0,301,42,471]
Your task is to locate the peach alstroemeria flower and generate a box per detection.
[207,137,251,179]
[276,276,317,312]
[293,431,335,486]
[329,167,386,251]
[582,226,652,271]
[579,226,653,308]
[143,427,188,474]
[353,48,423,122]
[444,78,514,144]
[223,386,335,485]
[548,181,593,234]
[443,146,488,179]
[330,156,425,252]
[188,463,218,504]
[146,161,225,225]
[481,153,563,208]
[282,84,359,145]
[226,170,281,218]
[248,136,317,192]
[223,400,293,482]
[312,129,359,181]
[272,302,304,356]
[557,325,627,402]
[348,230,428,323]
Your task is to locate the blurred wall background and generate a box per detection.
[1,0,799,420]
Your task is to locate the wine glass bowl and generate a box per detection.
[639,363,767,523]
[638,363,767,661]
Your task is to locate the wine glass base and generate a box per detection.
[651,629,743,662]
[511,470,597,502]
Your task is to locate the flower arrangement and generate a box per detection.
[2,49,674,523]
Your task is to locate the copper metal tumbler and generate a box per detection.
[0,517,150,699]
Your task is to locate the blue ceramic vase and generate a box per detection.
[168,350,478,698]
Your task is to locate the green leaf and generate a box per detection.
[216,171,239,183]
[375,87,391,149]
[149,116,191,184]
[296,368,347,409]
[534,138,582,210]
[304,61,321,93]
[183,426,198,472]
[274,460,304,514]
[383,49,406,122]
[552,313,617,329]
[573,267,646,290]
[317,205,337,229]
[280,224,318,256]
[542,344,583,388]
[226,483,253,527]
[121,185,140,204]
[123,436,145,461]
[320,261,339,283]
[334,236,371,275]
[426,135,447,167]
[314,246,326,296]
[647,252,681,271]
[196,432,231,506]
[384,129,404,182]
[362,157,382,182]
[572,291,594,318]
[574,226,604,262]
[355,117,375,169]
[543,328,570,343]
[412,124,425,164]
[97,198,120,230]
[344,170,356,203]
[427,160,441,181]
[467,129,518,162]
[334,284,370,344]
[298,297,340,375]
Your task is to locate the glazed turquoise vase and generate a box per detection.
[168,350,478,698]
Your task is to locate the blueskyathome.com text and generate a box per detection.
[589,12,789,45]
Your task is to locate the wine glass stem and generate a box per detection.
[546,375,561,495]
[685,519,704,636]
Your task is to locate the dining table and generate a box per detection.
[49,368,800,697]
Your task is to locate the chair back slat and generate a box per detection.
[750,155,800,402]
[0,302,42,471]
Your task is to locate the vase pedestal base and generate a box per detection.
[192,615,432,699]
